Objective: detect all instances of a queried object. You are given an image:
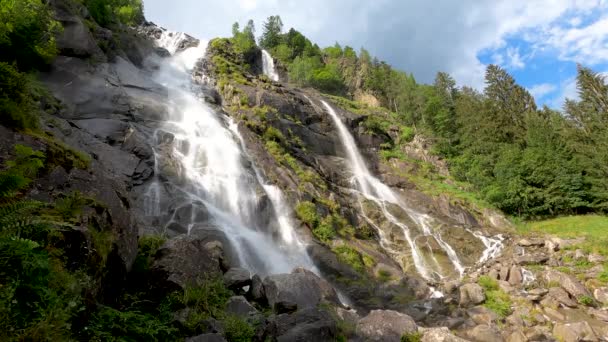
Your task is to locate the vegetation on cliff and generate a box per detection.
[253,15,608,219]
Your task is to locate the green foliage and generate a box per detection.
[401,332,422,342]
[83,0,144,27]
[478,276,512,318]
[333,245,365,272]
[132,234,166,274]
[263,126,285,142]
[223,315,256,342]
[578,295,594,306]
[180,278,233,321]
[259,15,283,49]
[295,201,319,227]
[314,215,337,243]
[0,0,60,70]
[0,62,38,130]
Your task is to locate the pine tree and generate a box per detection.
[259,15,283,49]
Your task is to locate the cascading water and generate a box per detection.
[321,100,501,282]
[261,50,280,82]
[145,32,314,276]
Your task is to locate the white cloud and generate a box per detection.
[548,76,579,108]
[143,0,608,91]
[529,83,558,100]
[506,47,526,69]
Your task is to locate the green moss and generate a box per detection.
[401,332,422,342]
[579,295,594,306]
[478,276,512,318]
[89,228,115,264]
[223,315,256,342]
[263,126,285,143]
[333,245,365,273]
[377,269,392,282]
[314,215,337,243]
[295,201,319,227]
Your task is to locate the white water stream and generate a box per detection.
[321,100,504,282]
[261,50,280,82]
[144,32,313,276]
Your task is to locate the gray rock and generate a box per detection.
[594,288,608,305]
[466,324,503,342]
[263,268,338,311]
[421,327,469,342]
[185,333,226,342]
[588,254,605,263]
[545,269,591,299]
[249,274,266,303]
[274,301,298,314]
[589,308,608,322]
[223,268,251,291]
[518,238,545,247]
[553,321,598,342]
[53,4,104,58]
[467,306,498,325]
[515,253,549,265]
[508,266,523,286]
[151,236,222,290]
[506,330,527,342]
[459,283,485,307]
[225,296,258,318]
[547,287,578,308]
[543,307,566,321]
[356,310,417,342]
[272,308,338,342]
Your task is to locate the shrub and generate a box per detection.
[479,276,512,318]
[0,0,60,70]
[0,63,38,129]
[314,215,337,243]
[295,201,319,227]
[578,295,594,306]
[401,332,422,342]
[84,0,143,27]
[333,245,365,272]
[223,315,256,342]
[86,305,177,341]
[263,126,285,143]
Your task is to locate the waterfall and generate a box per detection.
[262,50,280,82]
[321,100,467,281]
[145,31,313,276]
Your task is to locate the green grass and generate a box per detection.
[478,276,512,318]
[332,245,365,273]
[517,215,608,256]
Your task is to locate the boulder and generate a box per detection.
[223,268,251,292]
[274,301,298,314]
[466,324,503,342]
[185,333,226,342]
[553,321,598,342]
[225,296,258,318]
[263,268,338,311]
[459,283,485,307]
[543,307,566,321]
[594,288,608,305]
[547,287,578,308]
[248,274,266,303]
[151,236,222,290]
[518,238,544,247]
[271,308,338,342]
[515,254,549,265]
[508,266,523,286]
[356,310,417,342]
[467,306,498,325]
[545,269,591,299]
[420,327,469,342]
[506,330,527,342]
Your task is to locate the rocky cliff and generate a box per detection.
[2,1,607,340]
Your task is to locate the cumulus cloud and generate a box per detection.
[529,83,558,99]
[144,0,608,91]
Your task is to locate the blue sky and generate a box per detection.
[145,0,608,109]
